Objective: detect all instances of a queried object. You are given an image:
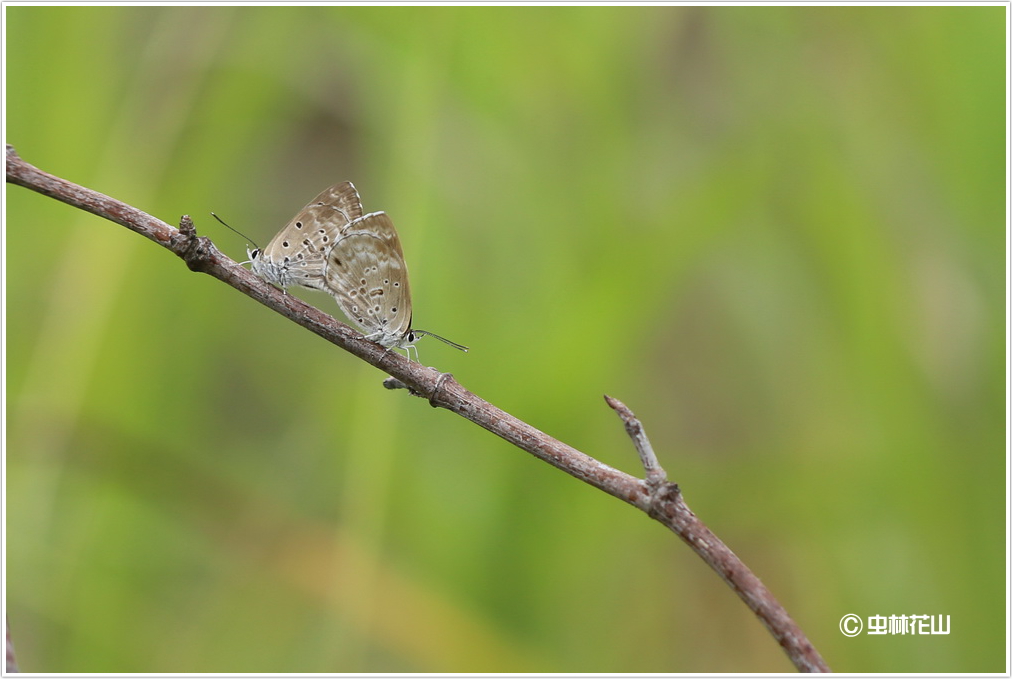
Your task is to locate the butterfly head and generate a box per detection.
[247,245,266,275]
[247,245,295,289]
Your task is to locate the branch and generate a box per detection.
[6,144,830,673]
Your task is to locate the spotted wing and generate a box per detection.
[322,211,413,343]
[255,183,363,291]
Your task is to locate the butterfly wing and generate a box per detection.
[304,181,364,222]
[252,182,364,291]
[323,211,413,346]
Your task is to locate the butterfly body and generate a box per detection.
[247,182,467,357]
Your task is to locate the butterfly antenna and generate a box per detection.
[414,330,469,352]
[211,212,260,250]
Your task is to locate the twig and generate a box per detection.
[604,396,827,672]
[604,395,667,488]
[5,144,830,673]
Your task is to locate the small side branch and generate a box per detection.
[604,395,667,488]
[606,396,829,673]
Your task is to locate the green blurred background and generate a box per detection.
[4,5,1005,673]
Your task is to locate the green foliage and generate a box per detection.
[5,5,1004,672]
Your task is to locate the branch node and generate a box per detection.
[383,370,456,409]
[174,215,214,273]
[6,144,22,175]
[429,371,455,408]
[604,394,668,488]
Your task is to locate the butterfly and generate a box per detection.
[247,182,467,358]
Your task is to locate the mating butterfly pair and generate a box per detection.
[247,182,466,357]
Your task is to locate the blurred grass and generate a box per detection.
[4,5,1005,673]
